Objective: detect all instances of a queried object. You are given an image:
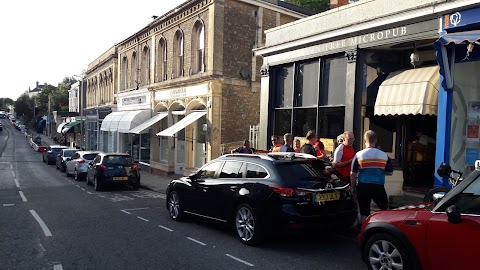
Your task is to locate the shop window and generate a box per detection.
[140,131,151,164]
[193,115,207,168]
[274,109,291,136]
[295,61,319,107]
[320,56,347,106]
[369,117,395,155]
[318,107,345,139]
[274,65,294,108]
[219,161,243,178]
[293,108,317,137]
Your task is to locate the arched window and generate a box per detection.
[157,38,167,82]
[173,30,184,78]
[192,21,205,74]
[131,52,138,89]
[122,56,129,90]
[142,45,150,85]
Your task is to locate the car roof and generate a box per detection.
[100,152,131,156]
[76,151,102,155]
[50,145,68,149]
[62,148,78,152]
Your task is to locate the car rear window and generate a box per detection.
[83,154,98,161]
[51,148,62,154]
[63,150,77,157]
[103,155,133,166]
[275,161,328,181]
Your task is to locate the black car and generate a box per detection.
[42,145,68,165]
[166,153,357,245]
[56,148,79,172]
[86,153,140,191]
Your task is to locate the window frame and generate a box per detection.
[218,160,245,179]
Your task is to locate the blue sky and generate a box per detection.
[0,0,186,100]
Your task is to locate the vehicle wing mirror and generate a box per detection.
[88,161,94,166]
[188,173,199,181]
[66,158,71,161]
[446,205,462,224]
[437,163,452,177]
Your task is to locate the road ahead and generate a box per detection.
[0,119,365,270]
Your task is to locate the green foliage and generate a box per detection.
[283,0,330,13]
[33,76,78,116]
[0,98,14,111]
[14,93,34,124]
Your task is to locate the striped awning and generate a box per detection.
[374,66,440,116]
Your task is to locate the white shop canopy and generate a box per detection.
[374,66,440,116]
[157,111,207,137]
[100,110,151,133]
[129,112,168,134]
[57,122,69,133]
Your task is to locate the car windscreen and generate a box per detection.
[275,161,328,181]
[82,154,98,161]
[63,150,77,157]
[103,156,133,166]
[51,148,63,154]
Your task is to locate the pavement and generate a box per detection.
[28,130,424,207]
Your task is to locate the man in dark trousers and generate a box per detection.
[350,130,393,225]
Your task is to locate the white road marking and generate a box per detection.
[186,237,206,246]
[53,263,63,270]
[11,171,15,177]
[87,192,93,195]
[29,210,52,237]
[225,254,254,267]
[158,225,174,232]
[137,216,149,222]
[121,210,131,215]
[123,207,149,211]
[19,191,27,202]
[3,204,14,206]
[14,178,20,188]
[10,164,13,170]
[81,188,85,191]
[75,185,80,188]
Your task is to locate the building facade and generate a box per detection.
[255,0,480,195]
[96,0,309,175]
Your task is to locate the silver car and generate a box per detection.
[65,151,102,181]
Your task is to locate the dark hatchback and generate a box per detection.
[42,145,68,165]
[86,153,140,191]
[166,153,356,245]
[56,148,78,172]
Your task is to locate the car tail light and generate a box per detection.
[131,164,139,171]
[77,159,85,164]
[97,164,107,171]
[271,187,312,197]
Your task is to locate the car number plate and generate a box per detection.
[315,192,340,203]
[112,177,128,181]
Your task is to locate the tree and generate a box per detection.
[14,93,34,124]
[283,0,330,13]
[0,98,14,111]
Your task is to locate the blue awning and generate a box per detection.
[437,30,480,45]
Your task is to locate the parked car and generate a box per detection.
[42,145,68,165]
[358,165,480,270]
[86,153,140,191]
[65,151,102,180]
[56,148,79,172]
[166,153,356,245]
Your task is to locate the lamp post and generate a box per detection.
[73,75,85,150]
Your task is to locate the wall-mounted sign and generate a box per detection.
[117,88,151,111]
[122,95,147,106]
[155,83,210,101]
[441,7,480,32]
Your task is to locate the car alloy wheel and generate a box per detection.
[366,233,408,270]
[94,176,102,191]
[168,191,183,221]
[74,170,79,181]
[235,204,263,245]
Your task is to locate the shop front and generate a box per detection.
[85,107,112,151]
[100,89,152,165]
[256,12,440,195]
[150,82,214,176]
[435,6,480,187]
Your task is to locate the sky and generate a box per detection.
[0,0,186,101]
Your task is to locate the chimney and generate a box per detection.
[330,0,350,9]
[36,81,39,87]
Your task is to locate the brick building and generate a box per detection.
[97,0,311,175]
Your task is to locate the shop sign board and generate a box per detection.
[441,7,480,32]
[118,88,151,111]
[155,83,210,101]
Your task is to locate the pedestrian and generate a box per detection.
[270,135,282,152]
[294,139,301,153]
[350,130,393,225]
[231,139,256,154]
[278,133,295,152]
[300,130,317,157]
[314,139,325,159]
[333,131,355,181]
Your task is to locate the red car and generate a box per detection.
[358,169,480,270]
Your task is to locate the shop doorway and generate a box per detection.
[174,114,185,175]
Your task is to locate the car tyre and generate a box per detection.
[65,168,70,177]
[61,164,66,172]
[167,191,184,221]
[132,180,140,190]
[86,174,93,186]
[74,170,81,181]
[234,203,263,246]
[94,176,102,191]
[364,233,412,270]
[42,156,45,163]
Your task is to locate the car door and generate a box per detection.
[184,161,221,216]
[426,176,480,270]
[87,155,101,181]
[66,153,79,174]
[210,161,245,220]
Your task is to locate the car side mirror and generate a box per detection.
[188,173,199,181]
[446,205,462,224]
[89,161,94,166]
[66,158,71,161]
